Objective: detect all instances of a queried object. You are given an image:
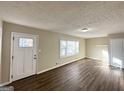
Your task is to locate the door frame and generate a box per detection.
[0,21,2,84]
[10,32,39,83]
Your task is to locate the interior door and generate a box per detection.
[110,39,123,68]
[12,32,37,81]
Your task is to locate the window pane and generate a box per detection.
[60,40,66,49]
[60,40,66,57]
[60,40,80,57]
[67,41,75,56]
[60,48,66,57]
[75,41,79,53]
[19,38,33,48]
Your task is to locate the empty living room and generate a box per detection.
[0,0,124,92]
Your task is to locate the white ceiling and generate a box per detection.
[0,1,124,38]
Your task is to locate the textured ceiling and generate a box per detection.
[0,1,124,38]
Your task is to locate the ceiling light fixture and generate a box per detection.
[81,28,89,32]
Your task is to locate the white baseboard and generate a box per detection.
[0,58,84,86]
[37,58,84,74]
[86,57,101,61]
[0,82,10,87]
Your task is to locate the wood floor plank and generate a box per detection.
[7,58,124,91]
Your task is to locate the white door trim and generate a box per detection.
[0,21,2,83]
[10,32,39,83]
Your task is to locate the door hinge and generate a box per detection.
[11,75,13,79]
[12,56,14,60]
[13,37,14,40]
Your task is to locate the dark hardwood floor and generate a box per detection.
[7,58,124,91]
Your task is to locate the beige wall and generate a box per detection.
[86,37,109,63]
[1,22,86,83]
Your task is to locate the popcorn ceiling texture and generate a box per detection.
[0,1,124,38]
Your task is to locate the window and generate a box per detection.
[67,41,75,56]
[19,38,33,48]
[60,40,79,57]
[75,41,79,53]
[60,40,67,57]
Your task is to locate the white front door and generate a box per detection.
[12,32,37,81]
